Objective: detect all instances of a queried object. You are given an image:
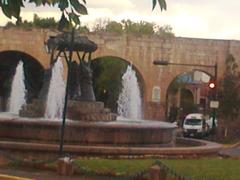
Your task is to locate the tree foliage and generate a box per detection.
[105,21,123,34]
[7,14,58,29]
[0,0,166,30]
[0,0,87,30]
[91,57,128,112]
[152,0,167,11]
[219,54,240,122]
[156,24,175,37]
[91,19,174,37]
[121,19,155,35]
[32,14,58,28]
[6,13,90,32]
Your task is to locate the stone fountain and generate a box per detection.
[0,30,195,158]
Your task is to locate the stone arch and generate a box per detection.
[165,69,212,121]
[0,50,44,110]
[91,55,146,116]
[93,55,145,89]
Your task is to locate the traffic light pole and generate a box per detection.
[211,62,218,133]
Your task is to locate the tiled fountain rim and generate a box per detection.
[0,113,176,129]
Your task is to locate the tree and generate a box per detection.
[12,14,58,29]
[33,14,58,29]
[77,25,90,33]
[138,21,155,35]
[5,21,15,28]
[0,0,166,30]
[90,18,174,36]
[91,57,128,112]
[156,24,175,37]
[7,13,90,30]
[152,0,167,11]
[121,19,139,34]
[121,19,155,35]
[219,54,240,137]
[105,21,123,34]
[92,18,109,32]
[0,0,88,30]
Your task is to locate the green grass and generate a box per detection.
[162,158,240,180]
[73,158,240,179]
[74,158,155,176]
[5,157,240,179]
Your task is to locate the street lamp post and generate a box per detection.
[45,29,97,155]
[153,60,218,130]
[59,28,74,155]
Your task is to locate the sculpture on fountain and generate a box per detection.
[45,31,97,102]
[20,30,116,122]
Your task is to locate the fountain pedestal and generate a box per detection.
[20,99,117,122]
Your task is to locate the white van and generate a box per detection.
[183,113,209,138]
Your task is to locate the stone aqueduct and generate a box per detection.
[1,28,240,120]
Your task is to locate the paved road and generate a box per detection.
[219,143,240,158]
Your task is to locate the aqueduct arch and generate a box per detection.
[166,69,213,121]
[91,55,146,114]
[0,50,44,110]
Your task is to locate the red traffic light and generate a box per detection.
[209,82,215,89]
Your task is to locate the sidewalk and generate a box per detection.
[0,167,102,180]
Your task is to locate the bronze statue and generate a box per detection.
[42,31,97,101]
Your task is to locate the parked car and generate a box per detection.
[183,113,209,138]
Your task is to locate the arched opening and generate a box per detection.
[180,88,195,115]
[0,51,44,111]
[166,70,213,123]
[91,56,145,115]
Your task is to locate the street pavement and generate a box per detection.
[219,142,240,158]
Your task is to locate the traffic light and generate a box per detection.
[209,82,216,89]
[208,81,216,100]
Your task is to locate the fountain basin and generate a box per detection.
[0,113,223,158]
[0,113,176,147]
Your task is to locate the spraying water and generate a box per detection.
[9,61,27,114]
[117,65,143,119]
[45,58,66,120]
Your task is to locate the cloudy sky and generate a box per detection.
[0,0,240,40]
